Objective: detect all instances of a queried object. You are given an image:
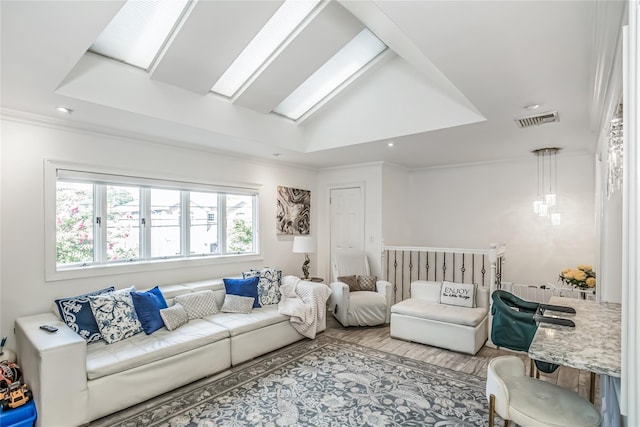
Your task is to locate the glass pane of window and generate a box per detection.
[273,28,387,120]
[211,0,321,97]
[89,0,190,69]
[150,189,181,258]
[190,192,218,255]
[226,195,254,253]
[106,186,140,261]
[56,182,94,266]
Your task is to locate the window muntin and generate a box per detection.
[54,171,258,270]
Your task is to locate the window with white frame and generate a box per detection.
[54,168,258,270]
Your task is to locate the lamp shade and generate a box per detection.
[292,236,316,254]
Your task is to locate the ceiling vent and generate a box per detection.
[514,111,560,128]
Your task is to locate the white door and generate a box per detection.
[330,187,364,280]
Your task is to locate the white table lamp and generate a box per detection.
[292,236,316,280]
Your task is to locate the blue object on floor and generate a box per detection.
[0,400,37,427]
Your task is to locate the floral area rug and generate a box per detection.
[93,335,495,427]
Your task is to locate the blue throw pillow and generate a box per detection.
[55,286,115,343]
[131,286,168,335]
[223,277,259,308]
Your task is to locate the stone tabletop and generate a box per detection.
[528,296,622,377]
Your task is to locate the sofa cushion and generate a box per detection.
[204,305,288,336]
[156,284,192,300]
[174,290,219,320]
[223,277,259,308]
[410,281,442,302]
[346,291,387,326]
[54,286,116,343]
[391,298,487,327]
[131,286,168,335]
[89,287,143,344]
[86,319,230,380]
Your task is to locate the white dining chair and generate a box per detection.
[486,355,602,427]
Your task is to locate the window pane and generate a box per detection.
[106,186,140,261]
[90,0,190,69]
[226,195,254,253]
[56,182,94,266]
[190,192,218,255]
[150,189,181,258]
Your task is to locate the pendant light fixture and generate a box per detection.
[606,103,624,199]
[532,147,562,225]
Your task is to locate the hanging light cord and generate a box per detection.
[541,151,545,199]
[536,152,541,198]
[554,150,558,197]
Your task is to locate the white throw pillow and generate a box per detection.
[221,294,254,314]
[440,281,477,308]
[174,290,219,320]
[160,303,189,331]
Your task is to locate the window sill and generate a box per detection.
[46,253,263,282]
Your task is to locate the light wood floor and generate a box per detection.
[323,315,598,404]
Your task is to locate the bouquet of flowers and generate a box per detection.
[559,265,596,290]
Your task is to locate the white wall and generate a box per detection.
[599,175,623,303]
[381,163,411,246]
[317,163,383,281]
[0,116,601,343]
[0,117,318,342]
[407,152,596,286]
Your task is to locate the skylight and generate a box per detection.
[211,0,322,98]
[273,28,387,121]
[90,0,189,70]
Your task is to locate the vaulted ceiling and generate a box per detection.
[0,1,625,169]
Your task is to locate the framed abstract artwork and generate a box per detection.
[276,186,310,235]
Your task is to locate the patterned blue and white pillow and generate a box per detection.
[88,287,143,344]
[241,271,260,279]
[55,287,115,343]
[250,268,282,306]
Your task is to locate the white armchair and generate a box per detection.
[328,250,393,327]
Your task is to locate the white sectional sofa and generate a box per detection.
[390,280,489,355]
[15,278,326,427]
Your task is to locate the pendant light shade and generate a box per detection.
[532,147,561,225]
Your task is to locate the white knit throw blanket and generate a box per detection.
[278,275,332,339]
